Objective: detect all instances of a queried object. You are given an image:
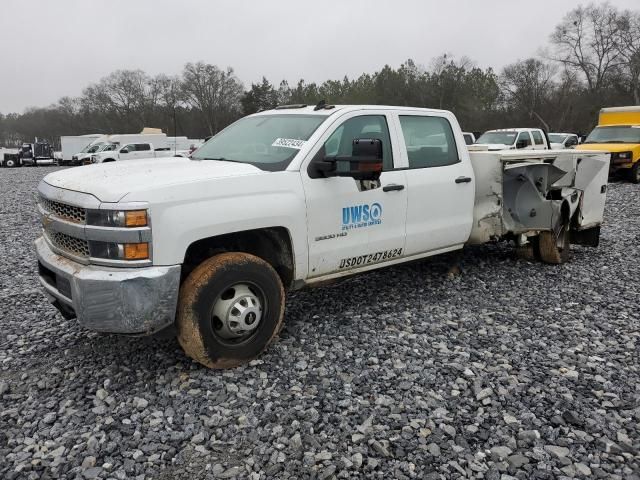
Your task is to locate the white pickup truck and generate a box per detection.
[90,142,189,163]
[35,105,609,368]
[475,128,550,151]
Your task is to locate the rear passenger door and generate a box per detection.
[134,143,152,159]
[531,130,547,150]
[395,113,475,256]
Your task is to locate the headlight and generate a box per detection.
[89,241,150,261]
[86,209,148,228]
[611,151,632,163]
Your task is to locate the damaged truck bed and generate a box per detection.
[468,149,609,259]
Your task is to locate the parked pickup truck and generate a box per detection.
[90,142,189,163]
[35,105,609,368]
[475,128,550,151]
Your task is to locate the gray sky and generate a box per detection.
[1,0,638,114]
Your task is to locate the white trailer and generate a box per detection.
[60,134,103,164]
[166,136,204,152]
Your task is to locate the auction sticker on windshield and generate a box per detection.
[272,138,307,149]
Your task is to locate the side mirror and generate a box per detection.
[515,140,528,149]
[311,138,384,180]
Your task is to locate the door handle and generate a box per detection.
[455,176,472,184]
[383,184,405,192]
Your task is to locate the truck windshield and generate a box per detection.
[191,114,328,171]
[584,126,640,144]
[549,134,568,143]
[476,131,518,145]
[81,142,104,153]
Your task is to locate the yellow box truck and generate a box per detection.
[577,106,640,183]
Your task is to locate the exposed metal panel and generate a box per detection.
[468,152,504,244]
[502,162,567,232]
[573,153,609,228]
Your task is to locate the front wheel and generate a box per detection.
[538,222,571,264]
[177,252,285,368]
[629,163,640,184]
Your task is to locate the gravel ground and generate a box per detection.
[0,166,639,480]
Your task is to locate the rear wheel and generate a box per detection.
[177,252,285,368]
[629,163,640,184]
[4,158,16,168]
[538,222,571,264]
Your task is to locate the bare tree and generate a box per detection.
[501,58,556,131]
[550,2,624,93]
[617,11,640,103]
[181,62,244,135]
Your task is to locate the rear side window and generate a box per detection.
[532,131,544,145]
[136,143,151,151]
[399,116,459,168]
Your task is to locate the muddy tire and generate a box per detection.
[4,158,17,168]
[629,163,640,184]
[538,224,571,264]
[177,252,285,369]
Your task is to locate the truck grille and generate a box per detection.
[46,230,90,258]
[40,197,86,224]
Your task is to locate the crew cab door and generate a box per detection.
[393,112,475,256]
[134,143,152,158]
[516,131,534,150]
[119,144,136,160]
[301,112,407,278]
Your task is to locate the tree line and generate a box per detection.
[0,2,638,148]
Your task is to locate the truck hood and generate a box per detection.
[44,157,264,202]
[576,143,639,153]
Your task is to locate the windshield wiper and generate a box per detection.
[194,156,242,162]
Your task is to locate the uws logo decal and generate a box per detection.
[341,203,382,231]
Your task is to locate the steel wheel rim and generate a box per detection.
[210,282,265,344]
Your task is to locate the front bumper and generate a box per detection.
[35,236,181,334]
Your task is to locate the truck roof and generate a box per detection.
[600,106,640,113]
[598,106,640,126]
[254,104,454,117]
[485,128,544,132]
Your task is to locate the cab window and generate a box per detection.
[517,132,532,146]
[399,115,459,168]
[135,143,151,151]
[121,144,135,152]
[322,115,393,170]
[532,131,544,145]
